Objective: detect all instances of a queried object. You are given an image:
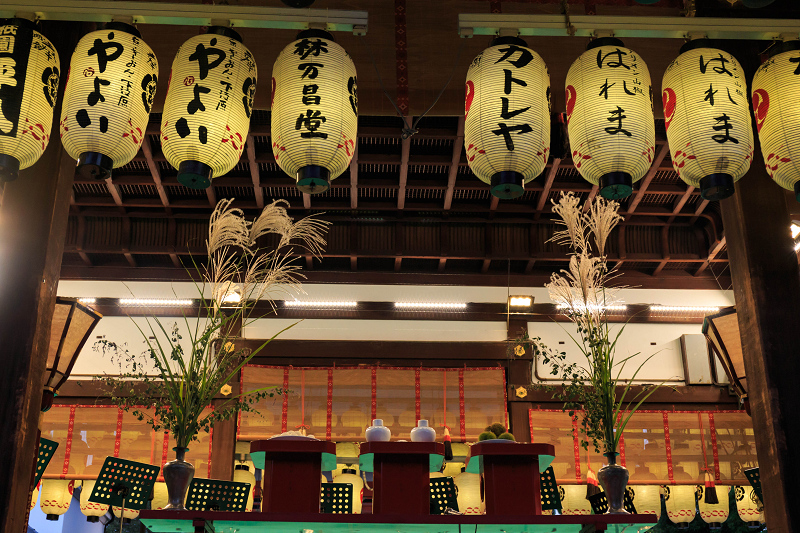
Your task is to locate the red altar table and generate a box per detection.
[467,441,556,515]
[250,439,337,513]
[359,441,445,516]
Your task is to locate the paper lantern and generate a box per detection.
[630,485,662,517]
[565,37,655,199]
[271,29,357,194]
[60,22,158,181]
[559,484,592,515]
[234,463,256,511]
[112,505,139,520]
[31,482,40,510]
[40,479,76,520]
[333,467,364,513]
[161,26,257,189]
[664,485,697,523]
[454,471,483,515]
[0,18,60,181]
[698,486,729,523]
[464,36,550,198]
[663,41,753,201]
[151,481,169,510]
[735,486,764,522]
[752,41,800,201]
[442,462,465,478]
[79,479,109,522]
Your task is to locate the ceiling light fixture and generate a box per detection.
[649,305,721,313]
[283,300,358,308]
[118,298,194,306]
[394,302,468,310]
[555,303,627,311]
[508,296,533,307]
[77,298,96,304]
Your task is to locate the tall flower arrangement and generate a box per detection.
[96,199,329,450]
[533,192,663,457]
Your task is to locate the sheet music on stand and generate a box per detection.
[88,457,159,524]
[186,478,250,512]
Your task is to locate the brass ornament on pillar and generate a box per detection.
[464,36,551,199]
[60,22,158,181]
[662,41,753,201]
[565,37,655,200]
[0,19,60,182]
[271,29,358,194]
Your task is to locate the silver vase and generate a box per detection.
[597,452,629,514]
[163,447,195,510]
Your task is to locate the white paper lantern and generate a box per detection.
[79,479,109,522]
[662,42,753,200]
[271,29,357,194]
[752,41,800,201]
[698,486,729,523]
[464,37,550,199]
[630,485,661,518]
[112,504,139,520]
[664,485,697,523]
[151,481,169,510]
[60,22,158,181]
[161,26,256,188]
[565,37,655,199]
[234,463,256,511]
[40,479,76,520]
[0,19,60,181]
[735,486,764,523]
[332,467,364,513]
[31,482,40,510]
[454,471,483,515]
[559,485,591,515]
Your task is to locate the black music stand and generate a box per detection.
[88,457,159,523]
[186,478,250,512]
[34,438,59,487]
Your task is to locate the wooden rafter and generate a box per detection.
[397,136,411,210]
[350,145,359,210]
[626,142,671,217]
[695,236,726,277]
[443,116,465,210]
[534,158,561,219]
[246,135,265,209]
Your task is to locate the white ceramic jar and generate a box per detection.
[410,420,436,442]
[365,419,391,442]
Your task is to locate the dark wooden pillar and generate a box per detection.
[720,148,800,531]
[0,21,78,532]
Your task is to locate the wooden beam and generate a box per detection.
[652,225,670,277]
[397,137,411,210]
[140,136,171,211]
[626,142,671,218]
[206,185,217,208]
[350,145,359,210]
[694,236,726,277]
[583,185,599,212]
[489,195,499,211]
[246,135,265,209]
[534,158,561,219]
[667,185,695,225]
[691,198,710,224]
[443,116,465,211]
[303,192,311,210]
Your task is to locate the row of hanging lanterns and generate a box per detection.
[0,20,357,193]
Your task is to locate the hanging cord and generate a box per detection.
[561,0,577,37]
[360,35,466,139]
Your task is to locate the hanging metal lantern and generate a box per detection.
[0,18,60,181]
[160,27,257,189]
[60,22,158,181]
[565,37,655,199]
[333,467,364,513]
[752,41,800,201]
[79,479,109,522]
[662,41,753,201]
[234,462,256,511]
[40,479,76,520]
[464,36,551,199]
[271,29,357,194]
[453,471,483,515]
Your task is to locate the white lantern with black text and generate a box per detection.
[464,37,550,199]
[60,22,158,181]
[663,41,753,200]
[161,27,257,189]
[565,38,655,199]
[271,29,358,194]
[0,19,60,181]
[752,41,800,201]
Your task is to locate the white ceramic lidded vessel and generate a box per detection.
[410,420,436,442]
[365,419,391,442]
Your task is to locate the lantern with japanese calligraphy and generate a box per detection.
[271,29,357,194]
[60,22,158,181]
[662,42,753,201]
[40,479,76,520]
[464,37,550,199]
[0,19,60,181]
[79,479,109,522]
[161,27,257,189]
[565,37,655,199]
[752,41,800,201]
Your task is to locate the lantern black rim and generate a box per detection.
[297,28,335,42]
[77,152,113,181]
[770,40,800,57]
[86,516,100,523]
[178,161,213,189]
[235,464,250,471]
[586,37,625,50]
[490,171,525,199]
[207,26,242,43]
[6,18,37,31]
[489,36,528,47]
[700,173,735,201]
[296,165,330,194]
[0,154,20,182]
[599,172,633,200]
[341,468,357,475]
[104,21,141,38]
[793,181,800,203]
[46,514,59,521]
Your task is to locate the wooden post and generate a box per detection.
[0,21,78,532]
[720,148,800,531]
